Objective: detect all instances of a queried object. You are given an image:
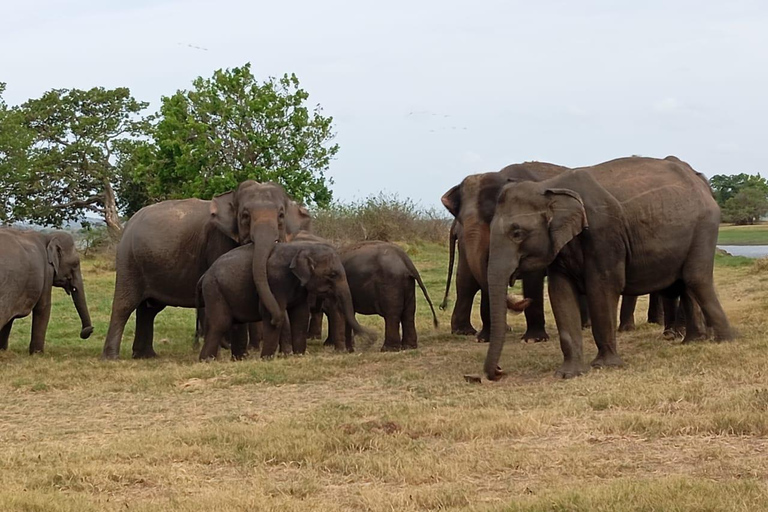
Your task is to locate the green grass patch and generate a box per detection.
[718,223,768,245]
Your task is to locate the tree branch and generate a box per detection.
[49,194,104,211]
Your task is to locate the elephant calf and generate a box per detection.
[326,241,439,352]
[0,228,93,354]
[196,241,371,360]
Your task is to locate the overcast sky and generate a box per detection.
[2,0,766,208]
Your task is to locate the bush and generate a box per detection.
[311,193,450,244]
[76,225,114,258]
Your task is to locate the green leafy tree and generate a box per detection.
[0,83,34,224]
[139,63,337,207]
[2,87,150,240]
[710,173,768,208]
[722,184,768,225]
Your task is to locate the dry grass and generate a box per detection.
[1,244,767,511]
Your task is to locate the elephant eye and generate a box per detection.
[509,225,526,242]
[328,271,339,279]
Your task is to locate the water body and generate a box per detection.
[718,245,768,258]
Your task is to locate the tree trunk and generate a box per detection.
[102,181,123,242]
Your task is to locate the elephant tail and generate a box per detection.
[440,218,458,311]
[194,276,205,346]
[400,250,439,328]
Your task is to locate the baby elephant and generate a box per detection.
[0,228,93,354]
[197,241,371,360]
[326,241,439,352]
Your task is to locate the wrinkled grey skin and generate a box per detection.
[484,156,732,380]
[0,229,93,353]
[325,241,439,352]
[197,242,372,360]
[441,163,567,342]
[102,181,310,359]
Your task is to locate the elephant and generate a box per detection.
[483,155,733,380]
[324,241,439,352]
[196,241,372,360]
[0,229,93,353]
[102,180,310,359]
[441,162,568,343]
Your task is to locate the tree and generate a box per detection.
[0,83,33,224]
[138,63,337,207]
[2,87,150,240]
[710,173,768,209]
[722,185,768,225]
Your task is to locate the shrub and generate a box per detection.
[311,193,450,244]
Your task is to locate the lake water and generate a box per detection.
[718,245,768,258]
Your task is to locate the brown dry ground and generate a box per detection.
[1,245,767,511]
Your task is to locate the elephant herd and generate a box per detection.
[0,155,733,381]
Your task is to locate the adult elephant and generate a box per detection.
[0,229,93,353]
[102,181,310,359]
[483,156,732,380]
[441,162,569,342]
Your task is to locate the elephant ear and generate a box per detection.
[210,191,238,242]
[545,188,588,256]
[46,237,62,277]
[290,250,315,286]
[441,184,461,217]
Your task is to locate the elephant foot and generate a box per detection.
[554,360,588,379]
[402,343,418,350]
[80,326,94,339]
[101,350,119,361]
[380,344,401,352]
[231,351,249,361]
[132,349,157,359]
[617,322,635,332]
[308,332,322,340]
[682,331,708,344]
[486,365,506,381]
[476,328,490,343]
[323,338,335,347]
[591,352,624,369]
[581,321,591,330]
[521,326,549,343]
[451,325,477,336]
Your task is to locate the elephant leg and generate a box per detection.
[578,294,591,329]
[193,307,204,349]
[647,292,664,325]
[132,301,164,359]
[521,270,549,342]
[681,292,708,343]
[199,294,231,360]
[102,279,142,360]
[476,288,491,342]
[229,324,248,360]
[662,296,680,339]
[401,284,418,350]
[260,318,281,359]
[0,319,14,350]
[248,322,263,350]
[683,274,733,342]
[345,321,355,353]
[618,295,637,332]
[307,303,323,340]
[380,314,402,352]
[451,250,479,336]
[326,303,347,352]
[549,272,587,379]
[30,294,52,354]
[587,286,623,369]
[289,302,310,355]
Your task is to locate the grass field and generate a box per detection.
[718,223,768,245]
[2,245,768,511]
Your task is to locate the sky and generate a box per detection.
[2,0,767,209]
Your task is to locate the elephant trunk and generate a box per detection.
[484,235,520,380]
[251,222,283,326]
[337,280,375,342]
[71,271,93,339]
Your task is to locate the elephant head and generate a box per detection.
[45,231,93,339]
[289,245,374,340]
[285,200,312,235]
[484,182,588,379]
[209,181,292,325]
[441,172,511,288]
